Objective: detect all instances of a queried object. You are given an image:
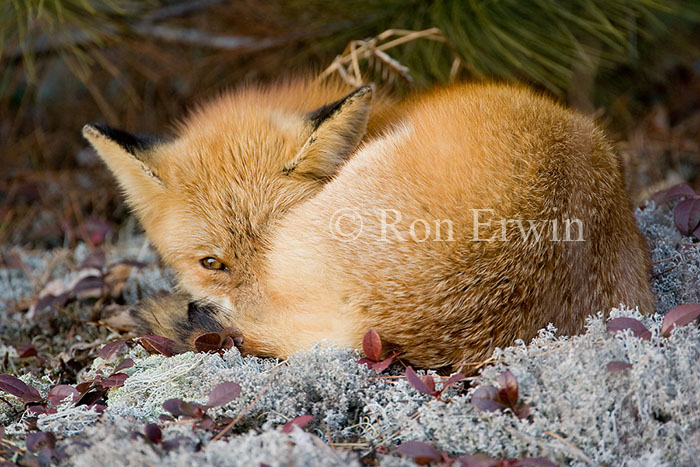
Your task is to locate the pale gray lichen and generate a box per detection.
[106,344,402,437]
[635,200,700,314]
[392,307,700,466]
[76,307,698,466]
[1,199,699,466]
[68,417,359,467]
[37,404,103,437]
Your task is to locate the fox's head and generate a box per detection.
[83,84,372,306]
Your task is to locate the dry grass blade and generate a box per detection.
[317,27,462,88]
[543,430,594,465]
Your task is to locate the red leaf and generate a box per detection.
[221,327,244,348]
[405,367,435,396]
[443,373,466,388]
[471,385,505,412]
[144,423,162,444]
[194,333,222,353]
[606,317,652,340]
[98,339,128,361]
[138,335,176,357]
[457,453,500,467]
[282,415,313,433]
[17,344,37,359]
[206,382,241,407]
[652,183,696,204]
[661,304,700,336]
[438,372,466,398]
[396,441,442,465]
[497,370,519,407]
[673,198,700,236]
[371,356,394,373]
[514,458,558,467]
[423,374,436,394]
[113,358,135,373]
[101,373,128,388]
[606,361,633,372]
[162,398,186,417]
[47,385,79,405]
[75,382,93,394]
[362,329,382,362]
[221,336,235,351]
[162,398,205,418]
[515,403,531,419]
[0,374,42,403]
[25,432,56,452]
[75,389,106,407]
[196,417,216,431]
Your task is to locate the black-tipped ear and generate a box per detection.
[306,86,371,130]
[85,124,156,157]
[83,122,165,203]
[284,86,372,181]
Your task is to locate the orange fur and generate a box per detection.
[83,78,654,368]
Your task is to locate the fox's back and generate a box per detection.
[269,83,654,367]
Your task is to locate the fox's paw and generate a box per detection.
[129,293,243,353]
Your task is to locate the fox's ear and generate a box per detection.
[284,86,372,181]
[82,123,165,215]
[83,123,164,186]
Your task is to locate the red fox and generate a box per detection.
[83,78,654,369]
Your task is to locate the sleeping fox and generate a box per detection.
[83,78,654,369]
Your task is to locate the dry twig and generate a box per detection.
[318,27,462,88]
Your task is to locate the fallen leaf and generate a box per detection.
[471,385,505,412]
[497,370,519,407]
[405,367,435,396]
[138,335,176,357]
[282,415,313,433]
[98,339,128,361]
[101,373,128,388]
[47,385,79,405]
[396,441,442,465]
[0,374,42,403]
[113,358,135,373]
[194,333,222,353]
[606,317,652,340]
[652,183,696,204]
[17,344,38,359]
[144,423,162,444]
[362,329,382,362]
[673,197,700,236]
[206,382,241,407]
[661,303,700,336]
[606,361,633,372]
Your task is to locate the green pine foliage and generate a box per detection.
[1,1,155,82]
[278,0,700,93]
[2,0,698,94]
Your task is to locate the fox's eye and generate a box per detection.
[200,257,228,271]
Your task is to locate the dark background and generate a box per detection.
[1,0,699,248]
